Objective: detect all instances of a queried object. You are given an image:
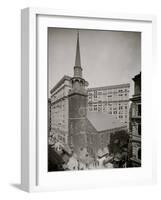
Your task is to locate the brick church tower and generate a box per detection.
[68,32,89,154]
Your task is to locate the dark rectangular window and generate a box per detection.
[94,91,97,98]
[138,124,141,135]
[138,104,141,116]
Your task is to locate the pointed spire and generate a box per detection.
[75,31,81,67]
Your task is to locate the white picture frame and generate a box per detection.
[21,7,157,192]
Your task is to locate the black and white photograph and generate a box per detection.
[48,28,141,172]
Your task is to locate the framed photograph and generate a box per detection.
[21,8,156,192]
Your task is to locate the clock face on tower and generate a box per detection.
[78,106,86,117]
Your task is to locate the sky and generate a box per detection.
[48,28,141,97]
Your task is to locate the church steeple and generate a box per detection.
[69,30,88,96]
[74,31,82,78]
[68,31,88,152]
[75,31,81,67]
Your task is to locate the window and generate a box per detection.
[94,91,97,98]
[89,107,92,111]
[138,124,141,135]
[88,92,92,96]
[138,148,141,160]
[138,104,141,116]
[94,105,97,111]
[98,106,102,112]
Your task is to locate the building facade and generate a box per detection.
[49,75,72,146]
[48,98,51,135]
[87,84,130,126]
[129,72,141,167]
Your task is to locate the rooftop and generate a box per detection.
[87,83,130,91]
[87,112,126,132]
[50,75,72,94]
[132,72,141,82]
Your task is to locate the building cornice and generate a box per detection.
[50,75,71,94]
[50,84,71,98]
[68,91,88,97]
[130,95,141,101]
[87,83,130,91]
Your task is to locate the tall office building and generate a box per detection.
[49,75,72,145]
[87,84,130,126]
[129,72,141,167]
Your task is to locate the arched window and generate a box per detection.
[138,148,141,160]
